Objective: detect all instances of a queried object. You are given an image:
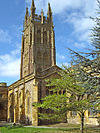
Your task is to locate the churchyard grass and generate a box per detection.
[0,124,100,133]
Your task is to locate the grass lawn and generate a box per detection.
[0,124,100,133]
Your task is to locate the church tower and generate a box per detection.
[20,0,56,78]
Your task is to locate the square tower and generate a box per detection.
[20,0,56,78]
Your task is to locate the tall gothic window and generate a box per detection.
[37,30,41,44]
[15,94,17,106]
[43,52,49,68]
[37,51,42,63]
[27,97,30,114]
[26,91,30,114]
[49,31,51,44]
[19,93,21,107]
[43,31,47,44]
[30,30,32,45]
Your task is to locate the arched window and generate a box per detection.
[37,51,42,63]
[43,52,49,68]
[19,93,21,107]
[46,89,49,96]
[43,31,47,44]
[37,30,41,44]
[27,97,30,114]
[63,90,66,94]
[26,91,30,114]
[15,94,17,106]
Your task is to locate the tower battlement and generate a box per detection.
[24,13,49,31]
[24,1,53,30]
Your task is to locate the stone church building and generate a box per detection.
[0,0,99,126]
[7,0,61,126]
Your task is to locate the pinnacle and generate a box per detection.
[48,3,52,13]
[31,0,35,8]
[25,7,29,20]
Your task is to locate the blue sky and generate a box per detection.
[0,0,97,85]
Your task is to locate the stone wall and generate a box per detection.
[8,74,39,125]
[0,83,8,121]
[67,111,99,126]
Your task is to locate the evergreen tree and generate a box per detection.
[68,0,100,126]
[33,68,95,133]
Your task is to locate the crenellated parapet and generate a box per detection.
[24,0,53,30]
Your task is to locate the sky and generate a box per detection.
[0,0,98,86]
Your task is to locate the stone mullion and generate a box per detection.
[47,30,49,44]
[19,92,21,121]
[7,93,11,122]
[41,27,43,44]
[47,30,50,66]
[14,106,16,123]
[32,24,34,65]
[25,89,27,122]
[49,30,52,66]
[53,30,56,65]
[28,27,31,74]
[51,28,56,66]
[32,24,36,75]
[13,91,19,123]
[23,34,26,77]
[51,29,53,66]
[14,93,16,123]
[35,26,37,44]
[17,91,19,122]
[21,83,25,123]
[34,33,37,74]
[32,82,39,126]
[20,35,24,79]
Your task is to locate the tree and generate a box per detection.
[33,68,95,133]
[68,0,100,127]
[67,97,98,133]
[36,93,68,122]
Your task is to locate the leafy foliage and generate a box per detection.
[33,68,95,133]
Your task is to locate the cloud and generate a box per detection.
[64,0,97,43]
[57,62,70,68]
[65,12,94,41]
[11,25,23,40]
[56,53,70,67]
[48,0,81,15]
[25,0,97,43]
[0,59,20,77]
[74,42,86,49]
[57,53,65,60]
[0,49,20,77]
[25,0,97,15]
[25,0,81,15]
[0,29,12,44]
[11,46,21,56]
